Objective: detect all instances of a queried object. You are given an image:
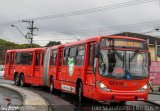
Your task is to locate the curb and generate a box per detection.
[0,84,51,111]
[146,100,160,107]
[149,93,160,95]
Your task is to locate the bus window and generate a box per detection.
[11,53,14,64]
[16,53,21,64]
[35,53,40,66]
[64,48,70,65]
[27,53,33,65]
[41,52,44,66]
[76,45,85,66]
[6,53,9,64]
[67,46,77,66]
[59,49,63,66]
[50,50,57,66]
[88,43,95,66]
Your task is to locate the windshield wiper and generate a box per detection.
[112,50,124,61]
[129,48,140,62]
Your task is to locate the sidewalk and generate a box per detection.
[148,94,160,106]
[149,92,160,95]
[0,84,50,111]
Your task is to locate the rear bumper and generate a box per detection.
[93,88,148,101]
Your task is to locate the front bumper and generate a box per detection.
[93,88,148,101]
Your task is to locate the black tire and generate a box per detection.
[50,78,54,94]
[14,74,20,86]
[20,75,25,87]
[77,82,83,103]
[119,101,126,106]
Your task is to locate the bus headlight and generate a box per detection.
[139,84,148,92]
[97,81,111,92]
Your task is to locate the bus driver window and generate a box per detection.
[99,50,116,76]
[108,50,116,74]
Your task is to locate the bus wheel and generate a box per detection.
[14,74,20,86]
[119,101,126,106]
[20,75,25,87]
[50,78,54,94]
[77,82,83,103]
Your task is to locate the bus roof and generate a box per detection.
[6,35,147,52]
[63,35,146,47]
[7,47,46,53]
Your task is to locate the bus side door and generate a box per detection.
[4,53,10,79]
[84,42,95,98]
[56,48,65,89]
[33,51,43,85]
[9,52,15,80]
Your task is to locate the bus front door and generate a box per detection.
[84,42,96,98]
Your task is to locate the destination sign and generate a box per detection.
[100,38,148,50]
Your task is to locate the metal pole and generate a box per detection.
[30,21,34,48]
[155,40,157,61]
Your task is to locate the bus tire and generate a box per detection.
[14,74,20,86]
[119,101,126,106]
[50,78,54,94]
[77,82,83,103]
[20,75,25,87]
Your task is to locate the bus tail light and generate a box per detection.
[97,81,111,92]
[139,84,148,92]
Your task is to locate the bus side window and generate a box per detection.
[11,53,14,64]
[41,52,44,66]
[16,53,21,64]
[64,48,70,65]
[50,50,57,66]
[27,53,33,65]
[6,53,9,64]
[88,43,95,66]
[35,53,40,66]
[68,46,77,65]
[76,45,85,66]
[59,49,63,66]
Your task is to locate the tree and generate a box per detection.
[19,44,41,48]
[0,39,41,64]
[45,41,61,47]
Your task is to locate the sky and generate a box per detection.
[0,0,160,46]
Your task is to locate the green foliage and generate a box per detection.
[19,44,41,48]
[0,39,41,49]
[45,41,61,47]
[0,39,41,64]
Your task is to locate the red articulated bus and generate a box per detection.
[4,36,150,103]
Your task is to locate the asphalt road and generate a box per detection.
[26,86,160,111]
[0,86,22,106]
[1,78,160,111]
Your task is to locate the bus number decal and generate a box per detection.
[109,80,125,86]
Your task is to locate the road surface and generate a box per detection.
[1,78,160,111]
[27,86,160,111]
[0,86,22,106]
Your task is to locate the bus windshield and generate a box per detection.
[99,49,149,80]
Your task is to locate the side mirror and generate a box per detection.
[94,44,100,58]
